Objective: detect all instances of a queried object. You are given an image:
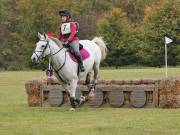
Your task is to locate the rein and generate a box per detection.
[52,50,67,72]
[34,39,65,60]
[49,41,67,83]
[34,39,67,83]
[50,46,64,56]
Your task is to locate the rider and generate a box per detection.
[58,9,85,72]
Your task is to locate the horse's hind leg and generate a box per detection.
[88,63,100,100]
[85,71,93,91]
[92,62,99,87]
[85,72,91,85]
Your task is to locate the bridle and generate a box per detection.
[33,39,64,61]
[33,39,67,83]
[33,40,49,61]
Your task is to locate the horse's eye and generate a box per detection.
[42,45,45,48]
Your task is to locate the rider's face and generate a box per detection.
[61,16,67,23]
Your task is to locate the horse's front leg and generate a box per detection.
[61,81,77,109]
[68,79,81,111]
[62,78,84,110]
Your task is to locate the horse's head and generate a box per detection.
[31,32,50,62]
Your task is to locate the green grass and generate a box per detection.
[0,68,180,135]
[100,67,180,80]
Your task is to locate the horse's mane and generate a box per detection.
[50,37,63,47]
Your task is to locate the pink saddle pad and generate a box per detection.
[68,48,90,63]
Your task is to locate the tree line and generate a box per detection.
[0,0,179,70]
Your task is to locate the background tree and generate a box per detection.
[97,8,140,67]
[0,0,179,70]
[138,0,180,66]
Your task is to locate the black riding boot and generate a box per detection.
[69,46,85,72]
[78,60,85,72]
[75,54,85,72]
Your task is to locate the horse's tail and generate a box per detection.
[92,37,107,61]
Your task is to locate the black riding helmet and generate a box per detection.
[59,9,71,18]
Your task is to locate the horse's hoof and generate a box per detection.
[79,96,86,105]
[69,108,75,111]
[88,91,95,101]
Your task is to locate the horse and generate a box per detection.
[31,32,107,111]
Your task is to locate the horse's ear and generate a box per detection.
[43,32,48,39]
[38,32,42,39]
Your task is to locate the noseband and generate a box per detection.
[33,40,49,61]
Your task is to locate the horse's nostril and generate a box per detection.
[32,57,36,62]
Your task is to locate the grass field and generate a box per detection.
[0,68,180,135]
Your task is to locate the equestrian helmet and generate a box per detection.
[59,9,71,18]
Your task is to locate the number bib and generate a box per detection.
[61,23,71,35]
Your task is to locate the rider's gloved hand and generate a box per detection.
[64,41,70,47]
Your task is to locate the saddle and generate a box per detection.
[67,43,90,63]
[48,36,89,63]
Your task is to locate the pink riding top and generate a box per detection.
[58,20,79,42]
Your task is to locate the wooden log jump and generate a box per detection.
[25,77,180,108]
[25,78,158,108]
